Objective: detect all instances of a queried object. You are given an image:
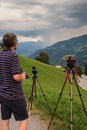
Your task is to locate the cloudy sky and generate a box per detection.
[0,0,87,45]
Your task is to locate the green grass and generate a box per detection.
[19,55,87,130]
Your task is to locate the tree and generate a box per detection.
[35,51,50,64]
[84,62,87,75]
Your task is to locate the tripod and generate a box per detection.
[48,68,87,130]
[27,67,52,114]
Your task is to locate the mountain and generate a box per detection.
[30,34,87,66]
[16,41,46,56]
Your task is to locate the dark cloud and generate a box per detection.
[56,1,87,27]
[15,30,44,37]
[0,0,87,43]
[43,1,87,29]
[67,3,87,26]
[1,0,87,29]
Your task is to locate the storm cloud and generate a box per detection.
[0,0,87,44]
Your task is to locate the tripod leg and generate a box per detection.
[34,79,37,97]
[48,77,67,129]
[73,73,87,116]
[27,78,35,110]
[70,74,73,130]
[37,78,52,115]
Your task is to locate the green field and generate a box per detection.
[19,55,87,130]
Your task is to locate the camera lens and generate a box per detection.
[26,74,29,79]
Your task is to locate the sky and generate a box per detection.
[0,0,87,45]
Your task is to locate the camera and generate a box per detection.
[32,66,37,75]
[66,56,76,69]
[25,73,29,79]
[63,55,76,69]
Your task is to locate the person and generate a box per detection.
[0,32,29,130]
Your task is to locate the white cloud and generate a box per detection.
[0,0,87,45]
[18,35,43,42]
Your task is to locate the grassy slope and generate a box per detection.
[19,55,87,130]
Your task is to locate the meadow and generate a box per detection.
[19,55,87,130]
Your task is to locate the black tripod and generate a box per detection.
[48,68,87,130]
[27,67,52,114]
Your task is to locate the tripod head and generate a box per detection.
[32,66,37,78]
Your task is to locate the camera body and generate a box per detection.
[66,56,76,69]
[32,67,37,75]
[63,55,76,70]
[25,73,29,79]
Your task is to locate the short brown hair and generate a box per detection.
[3,32,17,49]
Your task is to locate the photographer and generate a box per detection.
[0,33,29,130]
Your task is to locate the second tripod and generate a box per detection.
[27,67,52,114]
[48,68,87,130]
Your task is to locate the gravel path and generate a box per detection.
[0,109,48,130]
[78,75,87,90]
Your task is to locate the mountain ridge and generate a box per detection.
[16,41,46,56]
[30,34,87,66]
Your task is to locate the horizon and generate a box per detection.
[0,33,87,47]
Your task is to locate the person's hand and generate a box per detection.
[21,72,26,80]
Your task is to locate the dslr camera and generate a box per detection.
[32,66,37,75]
[63,55,76,70]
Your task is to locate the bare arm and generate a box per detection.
[13,72,26,82]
